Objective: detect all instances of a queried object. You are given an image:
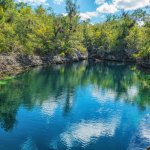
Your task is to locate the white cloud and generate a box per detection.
[16,0,150,20]
[95,0,150,14]
[114,0,150,11]
[95,0,105,5]
[54,0,63,5]
[128,115,150,150]
[127,86,138,100]
[21,138,37,150]
[80,12,98,21]
[60,118,119,148]
[41,101,58,117]
[16,0,48,5]
[62,13,67,16]
[97,3,118,14]
[92,88,117,103]
[62,11,99,21]
[137,21,145,27]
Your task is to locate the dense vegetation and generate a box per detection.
[0,0,150,62]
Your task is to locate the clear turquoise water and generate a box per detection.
[0,61,150,150]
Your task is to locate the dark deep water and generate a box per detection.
[0,61,150,150]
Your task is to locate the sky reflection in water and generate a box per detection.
[0,61,150,150]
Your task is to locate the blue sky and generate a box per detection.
[15,0,150,23]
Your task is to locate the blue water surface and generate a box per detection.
[0,61,150,150]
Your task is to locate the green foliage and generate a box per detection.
[82,10,150,61]
[0,0,149,61]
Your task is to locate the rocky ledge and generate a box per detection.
[0,51,88,78]
[90,52,150,69]
[0,51,149,79]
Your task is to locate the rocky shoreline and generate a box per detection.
[0,52,88,79]
[0,52,150,79]
[90,53,150,69]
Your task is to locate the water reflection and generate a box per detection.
[59,118,120,149]
[41,101,58,117]
[0,61,150,150]
[21,138,37,150]
[128,115,150,150]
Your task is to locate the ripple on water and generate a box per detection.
[128,114,150,150]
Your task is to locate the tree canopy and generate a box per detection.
[0,0,149,62]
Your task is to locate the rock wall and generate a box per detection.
[0,50,149,79]
[0,52,88,78]
[90,51,150,68]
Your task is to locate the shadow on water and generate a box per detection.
[0,61,149,132]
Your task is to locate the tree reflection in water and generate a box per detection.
[0,61,149,131]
